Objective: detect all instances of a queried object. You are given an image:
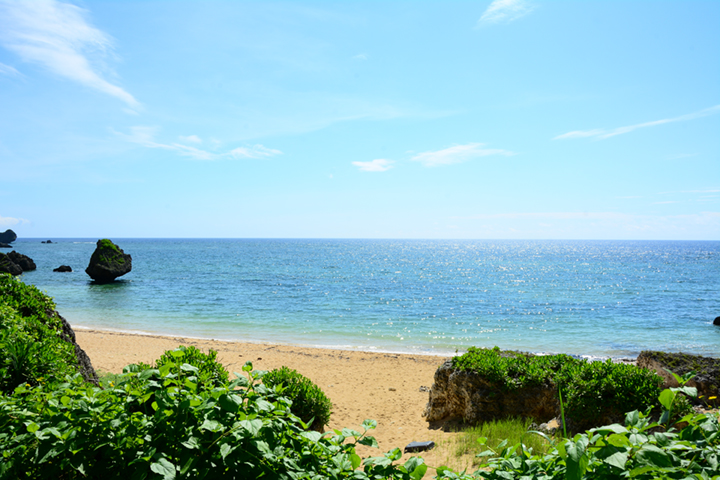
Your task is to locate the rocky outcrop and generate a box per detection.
[85,239,132,282]
[53,265,72,272]
[0,253,23,275]
[637,351,720,404]
[423,359,559,425]
[57,313,98,385]
[0,229,16,244]
[714,316,720,326]
[0,242,11,248]
[42,240,53,244]
[8,251,36,271]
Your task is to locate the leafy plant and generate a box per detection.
[263,365,333,431]
[452,346,663,432]
[153,345,229,390]
[0,359,426,480]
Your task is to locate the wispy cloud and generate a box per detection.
[179,135,202,144]
[0,0,139,107]
[554,105,720,140]
[477,0,535,26]
[353,53,368,61]
[352,159,394,172]
[0,215,29,228]
[410,143,514,167]
[115,126,282,161]
[0,61,22,77]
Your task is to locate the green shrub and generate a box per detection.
[153,345,229,390]
[452,347,663,432]
[0,361,426,480]
[0,275,78,394]
[263,366,333,432]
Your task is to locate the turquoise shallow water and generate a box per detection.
[9,238,720,359]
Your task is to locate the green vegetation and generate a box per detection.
[451,417,556,465]
[263,365,333,432]
[97,238,126,264]
[154,345,229,391]
[0,274,79,394]
[452,347,663,432]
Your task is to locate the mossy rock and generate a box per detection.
[85,239,132,282]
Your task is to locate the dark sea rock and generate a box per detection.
[42,240,53,244]
[714,316,720,326]
[85,239,132,282]
[0,242,11,248]
[0,253,22,275]
[53,265,72,272]
[0,229,16,243]
[8,251,36,271]
[637,351,720,404]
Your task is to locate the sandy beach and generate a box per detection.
[75,330,465,470]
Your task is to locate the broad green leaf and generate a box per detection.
[60,396,71,406]
[218,393,242,413]
[625,410,640,427]
[220,443,233,460]
[300,431,322,443]
[358,436,379,449]
[25,422,39,433]
[386,448,402,461]
[603,451,629,470]
[242,361,253,372]
[350,453,361,469]
[150,458,176,480]
[361,419,377,430]
[410,463,427,480]
[592,424,628,435]
[200,419,223,433]
[240,419,262,436]
[180,363,199,373]
[181,437,200,450]
[659,389,675,411]
[636,444,672,468]
[607,434,632,448]
[169,350,185,358]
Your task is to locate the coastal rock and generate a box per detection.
[53,265,72,272]
[0,253,22,275]
[57,313,99,385]
[0,242,11,248]
[85,239,132,282]
[42,240,53,244]
[8,251,36,271]
[714,316,720,326]
[423,359,559,425]
[637,351,720,404]
[0,229,17,244]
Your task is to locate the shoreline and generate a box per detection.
[74,328,461,468]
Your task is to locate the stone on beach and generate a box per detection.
[85,239,132,282]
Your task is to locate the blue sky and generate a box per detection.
[0,0,718,239]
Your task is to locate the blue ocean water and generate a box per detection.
[8,239,720,359]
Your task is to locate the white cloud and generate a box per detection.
[0,215,29,228]
[0,0,139,107]
[115,126,282,161]
[352,159,394,172]
[410,143,514,167]
[179,135,202,144]
[478,0,535,26]
[554,105,720,140]
[353,53,368,60]
[0,61,22,77]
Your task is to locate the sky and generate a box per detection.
[0,0,718,240]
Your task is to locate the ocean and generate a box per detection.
[7,238,720,359]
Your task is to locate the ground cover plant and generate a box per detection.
[452,346,664,432]
[263,365,333,432]
[0,354,428,480]
[0,274,79,394]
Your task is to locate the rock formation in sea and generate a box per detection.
[0,253,23,275]
[0,229,17,244]
[85,239,132,282]
[53,265,73,272]
[0,242,11,248]
[8,251,36,271]
[714,316,720,326]
[637,351,719,403]
[42,240,53,244]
